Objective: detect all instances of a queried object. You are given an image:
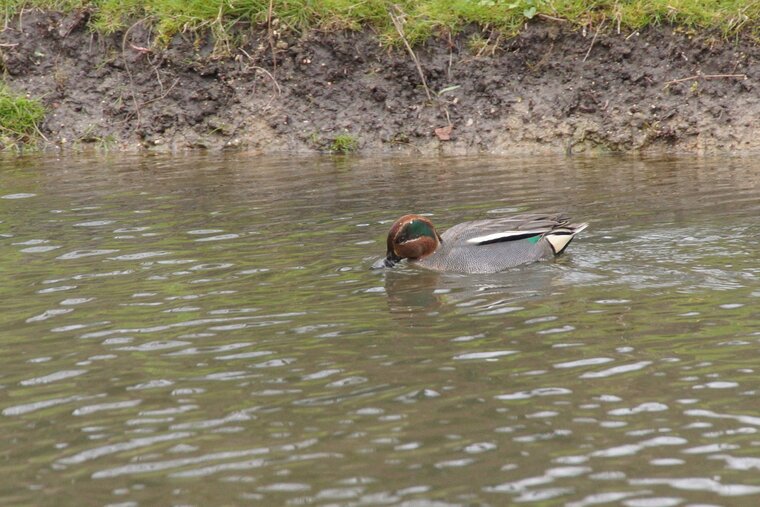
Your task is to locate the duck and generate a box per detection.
[373,213,588,274]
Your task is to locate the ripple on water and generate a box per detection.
[537,325,576,335]
[554,357,614,369]
[126,380,175,391]
[629,477,760,496]
[608,403,669,416]
[19,369,87,386]
[1,193,36,199]
[37,285,77,294]
[580,361,653,379]
[21,245,62,253]
[186,229,226,236]
[694,381,739,389]
[495,387,572,400]
[72,400,143,416]
[2,394,103,416]
[56,249,119,260]
[92,439,318,479]
[453,350,518,360]
[74,220,115,227]
[116,341,190,352]
[167,342,255,356]
[57,432,193,466]
[214,350,273,360]
[194,234,240,242]
[623,497,683,507]
[26,308,73,322]
[566,491,646,507]
[682,443,739,454]
[110,251,171,260]
[301,369,341,381]
[591,436,688,458]
[683,409,760,426]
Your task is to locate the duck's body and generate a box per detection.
[374,213,588,274]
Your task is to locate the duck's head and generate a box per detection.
[375,214,442,268]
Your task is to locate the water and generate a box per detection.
[1,153,759,506]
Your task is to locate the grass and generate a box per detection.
[3,1,760,48]
[0,86,46,147]
[329,133,358,154]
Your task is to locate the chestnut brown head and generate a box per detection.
[381,214,442,267]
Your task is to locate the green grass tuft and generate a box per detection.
[4,1,760,49]
[0,85,46,147]
[329,133,358,154]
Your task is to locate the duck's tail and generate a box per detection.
[545,222,589,255]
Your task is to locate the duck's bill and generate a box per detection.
[371,255,400,269]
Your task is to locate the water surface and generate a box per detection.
[1,153,759,506]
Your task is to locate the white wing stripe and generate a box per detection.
[467,230,547,244]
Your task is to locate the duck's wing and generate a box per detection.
[442,213,587,252]
[441,213,558,241]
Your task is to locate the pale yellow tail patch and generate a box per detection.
[546,233,573,253]
[546,223,588,254]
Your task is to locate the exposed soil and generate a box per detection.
[2,10,759,154]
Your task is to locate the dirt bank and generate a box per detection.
[1,11,759,154]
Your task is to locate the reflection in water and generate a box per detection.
[381,264,559,316]
[0,153,759,505]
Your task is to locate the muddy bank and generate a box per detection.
[1,11,759,154]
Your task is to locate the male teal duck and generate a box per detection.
[373,213,588,274]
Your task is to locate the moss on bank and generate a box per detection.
[4,0,760,48]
